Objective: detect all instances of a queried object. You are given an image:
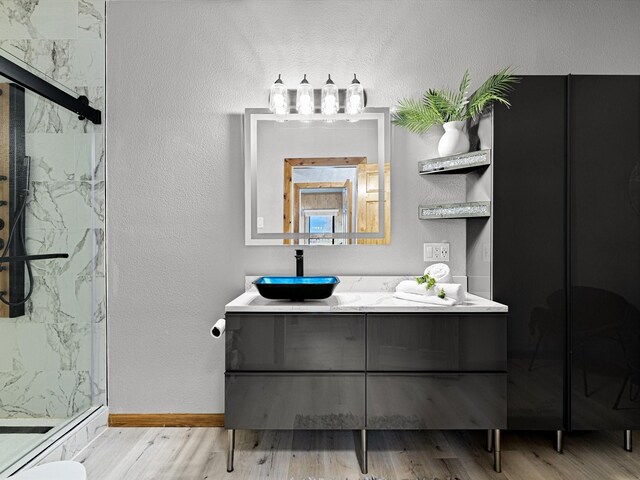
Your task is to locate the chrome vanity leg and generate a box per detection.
[624,430,633,452]
[486,429,493,452]
[493,429,501,473]
[556,430,563,453]
[227,429,235,473]
[360,429,368,474]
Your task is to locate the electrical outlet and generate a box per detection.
[424,243,450,262]
[257,217,264,228]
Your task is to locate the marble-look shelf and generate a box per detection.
[418,201,491,219]
[418,149,490,174]
[225,291,507,313]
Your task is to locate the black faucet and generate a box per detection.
[295,249,304,277]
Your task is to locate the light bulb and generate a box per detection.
[299,93,312,115]
[273,93,284,107]
[321,74,339,116]
[346,93,361,114]
[322,94,336,115]
[345,74,364,115]
[296,74,315,115]
[269,74,288,115]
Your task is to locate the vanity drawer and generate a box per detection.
[366,373,507,429]
[225,373,365,429]
[225,313,365,371]
[367,314,507,371]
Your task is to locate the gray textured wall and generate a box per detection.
[106,0,640,413]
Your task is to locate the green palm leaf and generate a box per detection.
[468,67,519,119]
[458,69,471,97]
[392,68,518,134]
[426,90,456,122]
[428,89,460,122]
[392,97,443,134]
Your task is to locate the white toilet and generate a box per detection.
[11,461,86,480]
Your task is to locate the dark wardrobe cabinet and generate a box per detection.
[493,75,640,435]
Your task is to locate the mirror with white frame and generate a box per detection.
[245,108,390,246]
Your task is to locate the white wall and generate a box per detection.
[106,0,640,413]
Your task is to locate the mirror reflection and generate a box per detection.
[246,109,390,245]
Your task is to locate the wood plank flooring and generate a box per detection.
[75,428,640,480]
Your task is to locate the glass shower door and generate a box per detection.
[0,72,103,473]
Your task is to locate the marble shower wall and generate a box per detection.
[0,0,105,418]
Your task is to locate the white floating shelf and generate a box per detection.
[418,149,490,174]
[418,201,491,220]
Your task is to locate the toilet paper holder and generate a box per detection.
[211,318,226,338]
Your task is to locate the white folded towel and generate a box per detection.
[395,280,465,304]
[424,263,452,284]
[394,291,456,306]
[396,280,432,296]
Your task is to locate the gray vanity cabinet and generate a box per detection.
[367,314,507,371]
[225,373,365,430]
[224,313,367,430]
[224,310,507,473]
[366,313,508,430]
[224,313,365,371]
[225,312,507,431]
[367,373,506,429]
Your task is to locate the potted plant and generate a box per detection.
[392,68,519,156]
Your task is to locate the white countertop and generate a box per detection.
[225,291,508,313]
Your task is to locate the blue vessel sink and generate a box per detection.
[253,276,340,301]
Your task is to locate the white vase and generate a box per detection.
[438,121,470,157]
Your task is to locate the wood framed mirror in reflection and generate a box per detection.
[282,157,390,245]
[244,108,391,246]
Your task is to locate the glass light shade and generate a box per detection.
[296,74,315,115]
[346,74,364,115]
[269,75,288,115]
[321,74,339,116]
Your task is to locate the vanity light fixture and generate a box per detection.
[296,74,314,115]
[321,74,339,116]
[268,73,367,117]
[269,74,288,115]
[346,74,364,115]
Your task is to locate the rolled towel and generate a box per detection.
[394,291,456,306]
[396,280,430,296]
[395,280,465,304]
[424,263,452,284]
